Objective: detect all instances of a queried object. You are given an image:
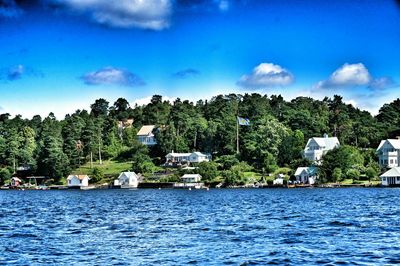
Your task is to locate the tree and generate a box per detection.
[90,98,109,117]
[196,161,219,181]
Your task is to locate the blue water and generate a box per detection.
[0,188,399,265]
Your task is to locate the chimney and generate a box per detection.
[323,133,328,138]
[396,136,400,140]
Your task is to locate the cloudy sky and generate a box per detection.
[0,0,399,118]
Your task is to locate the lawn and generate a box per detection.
[71,160,133,177]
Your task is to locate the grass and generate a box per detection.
[71,160,133,177]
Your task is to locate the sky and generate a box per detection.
[0,0,399,118]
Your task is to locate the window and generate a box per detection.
[390,159,393,164]
[383,177,386,181]
[397,177,400,182]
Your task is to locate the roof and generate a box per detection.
[276,173,285,179]
[307,136,340,150]
[67,175,89,180]
[166,152,209,157]
[137,125,155,136]
[181,174,202,178]
[166,153,192,157]
[377,139,400,151]
[118,172,138,179]
[295,167,318,176]
[380,167,400,177]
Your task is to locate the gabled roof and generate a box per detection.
[67,175,89,180]
[377,139,400,151]
[137,125,155,136]
[295,167,317,176]
[307,136,340,150]
[118,172,138,179]
[380,167,400,177]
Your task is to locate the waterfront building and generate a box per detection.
[273,174,285,185]
[67,174,90,188]
[10,177,22,187]
[137,125,157,146]
[295,167,318,184]
[114,172,140,188]
[376,139,400,168]
[173,174,204,189]
[165,151,211,166]
[304,134,340,164]
[380,167,400,186]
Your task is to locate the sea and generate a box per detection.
[0,188,399,265]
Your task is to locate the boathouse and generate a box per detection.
[380,167,400,186]
[114,172,140,188]
[295,167,318,184]
[67,174,90,188]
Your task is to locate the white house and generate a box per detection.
[295,167,318,185]
[377,139,400,168]
[181,174,202,183]
[165,152,211,165]
[137,125,157,146]
[380,167,400,186]
[304,134,340,163]
[173,174,204,189]
[114,172,139,188]
[273,174,285,185]
[67,175,90,188]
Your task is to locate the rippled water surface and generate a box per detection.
[1,188,400,265]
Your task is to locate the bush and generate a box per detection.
[91,167,104,183]
[196,161,219,182]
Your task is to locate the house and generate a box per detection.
[114,172,139,188]
[376,139,400,168]
[181,174,202,183]
[10,177,22,187]
[165,151,211,165]
[273,174,285,185]
[173,174,204,189]
[304,134,340,164]
[67,175,90,188]
[118,118,134,129]
[295,167,318,184]
[137,125,157,146]
[380,167,400,186]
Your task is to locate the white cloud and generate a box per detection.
[81,67,145,87]
[316,63,372,89]
[217,0,229,11]
[237,63,294,88]
[46,0,172,30]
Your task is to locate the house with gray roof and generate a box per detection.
[304,134,340,164]
[376,139,400,168]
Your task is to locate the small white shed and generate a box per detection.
[273,174,285,185]
[67,175,90,187]
[181,174,202,183]
[114,172,139,188]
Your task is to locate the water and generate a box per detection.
[1,188,400,265]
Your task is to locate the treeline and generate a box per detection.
[0,94,399,184]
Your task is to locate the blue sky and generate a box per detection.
[0,0,399,118]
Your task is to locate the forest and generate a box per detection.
[1,93,399,185]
